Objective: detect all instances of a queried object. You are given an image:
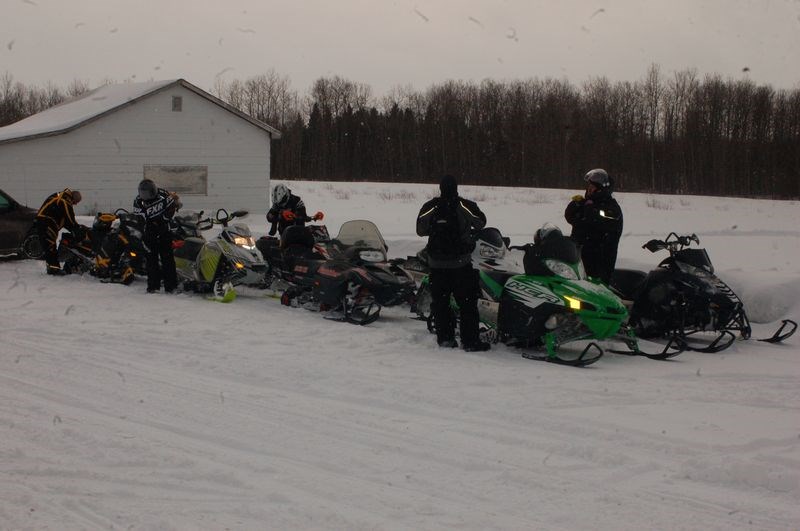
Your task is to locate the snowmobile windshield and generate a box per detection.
[474,227,507,259]
[675,248,714,274]
[538,237,581,265]
[334,220,388,252]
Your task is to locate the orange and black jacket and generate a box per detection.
[36,189,81,233]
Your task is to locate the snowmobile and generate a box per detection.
[414,227,683,366]
[173,209,268,302]
[256,220,416,325]
[58,210,147,284]
[610,233,796,352]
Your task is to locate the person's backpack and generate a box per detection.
[426,198,472,259]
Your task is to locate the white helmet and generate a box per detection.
[272,183,290,206]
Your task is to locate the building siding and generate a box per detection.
[0,84,272,220]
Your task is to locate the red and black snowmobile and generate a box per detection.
[256,220,416,325]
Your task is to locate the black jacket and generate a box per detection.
[36,189,81,233]
[416,195,486,269]
[267,194,310,236]
[133,188,179,230]
[564,188,623,282]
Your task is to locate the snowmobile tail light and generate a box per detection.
[359,250,384,262]
[564,296,582,310]
[129,251,137,258]
[545,259,579,280]
[233,235,256,250]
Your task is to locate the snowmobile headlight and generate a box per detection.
[234,261,245,269]
[129,251,137,258]
[233,235,256,250]
[545,259,579,280]
[479,243,504,259]
[359,250,384,262]
[564,296,582,310]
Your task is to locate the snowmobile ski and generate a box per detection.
[756,319,797,344]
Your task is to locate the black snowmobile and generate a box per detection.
[58,209,147,284]
[256,220,416,325]
[610,233,796,352]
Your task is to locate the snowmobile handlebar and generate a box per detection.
[214,208,249,227]
[643,233,700,254]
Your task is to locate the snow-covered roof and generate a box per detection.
[0,78,281,144]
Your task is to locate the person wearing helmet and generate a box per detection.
[133,179,181,293]
[564,168,623,283]
[35,188,84,275]
[266,183,323,236]
[416,174,490,352]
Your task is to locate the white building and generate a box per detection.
[0,79,281,217]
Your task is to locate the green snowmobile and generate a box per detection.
[414,226,683,366]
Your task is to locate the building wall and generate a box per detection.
[0,85,272,221]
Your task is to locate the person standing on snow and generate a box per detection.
[416,175,490,352]
[266,183,323,237]
[35,188,84,275]
[133,179,181,293]
[564,168,623,284]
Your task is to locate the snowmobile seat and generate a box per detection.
[610,268,647,300]
[281,225,314,251]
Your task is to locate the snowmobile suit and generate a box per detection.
[133,188,179,292]
[565,187,623,284]
[36,188,82,274]
[267,194,310,236]
[417,176,488,350]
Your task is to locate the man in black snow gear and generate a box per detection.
[133,179,181,293]
[266,183,323,237]
[564,168,623,284]
[36,188,83,275]
[417,175,490,352]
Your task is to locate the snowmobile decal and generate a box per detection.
[504,278,562,307]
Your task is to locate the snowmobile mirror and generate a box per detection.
[690,234,700,244]
[231,210,249,219]
[643,239,665,253]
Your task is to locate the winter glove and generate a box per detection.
[571,194,584,202]
[312,211,324,221]
[281,210,296,221]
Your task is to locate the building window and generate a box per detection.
[172,96,182,112]
[144,165,207,195]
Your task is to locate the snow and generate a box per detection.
[0,80,176,143]
[2,180,799,530]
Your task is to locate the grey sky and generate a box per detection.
[3,0,799,95]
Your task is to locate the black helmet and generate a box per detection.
[138,179,157,201]
[534,222,563,245]
[584,168,611,188]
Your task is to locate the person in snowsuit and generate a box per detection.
[266,183,323,237]
[564,168,623,284]
[36,188,83,275]
[133,179,181,293]
[416,175,490,352]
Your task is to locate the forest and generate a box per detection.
[2,65,798,198]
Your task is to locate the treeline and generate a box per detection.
[3,67,798,198]
[0,73,90,126]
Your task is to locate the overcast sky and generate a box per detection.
[3,0,799,96]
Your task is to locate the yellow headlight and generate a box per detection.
[564,296,582,310]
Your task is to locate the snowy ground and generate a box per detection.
[2,180,799,530]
